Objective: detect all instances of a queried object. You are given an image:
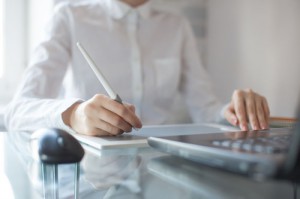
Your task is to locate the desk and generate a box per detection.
[1,129,300,199]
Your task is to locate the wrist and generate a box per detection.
[62,102,81,128]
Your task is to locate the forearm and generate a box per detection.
[4,98,81,133]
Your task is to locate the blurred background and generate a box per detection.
[0,0,299,129]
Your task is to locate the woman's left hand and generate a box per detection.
[224,89,270,131]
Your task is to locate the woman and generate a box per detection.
[4,0,270,136]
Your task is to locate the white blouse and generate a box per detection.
[4,0,226,133]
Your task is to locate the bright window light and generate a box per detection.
[0,0,4,78]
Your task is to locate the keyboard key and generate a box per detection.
[231,140,243,150]
[221,140,232,147]
[211,134,290,154]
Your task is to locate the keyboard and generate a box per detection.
[211,135,291,154]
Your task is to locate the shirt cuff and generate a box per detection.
[48,98,83,135]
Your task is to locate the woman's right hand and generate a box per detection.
[62,94,142,136]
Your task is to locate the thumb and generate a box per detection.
[224,104,238,127]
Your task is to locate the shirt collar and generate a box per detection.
[101,0,152,20]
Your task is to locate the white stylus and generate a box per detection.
[76,42,122,104]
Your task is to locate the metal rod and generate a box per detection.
[74,163,80,199]
[42,163,47,199]
[54,165,58,199]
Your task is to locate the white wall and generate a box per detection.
[206,0,300,117]
[27,0,54,60]
[0,0,27,104]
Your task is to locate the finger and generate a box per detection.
[97,106,133,133]
[255,96,268,129]
[82,114,124,136]
[224,104,239,126]
[245,92,260,130]
[233,90,248,130]
[96,119,125,136]
[85,127,112,137]
[102,99,142,129]
[262,97,270,128]
[91,94,142,128]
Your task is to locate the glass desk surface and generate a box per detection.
[1,128,299,199]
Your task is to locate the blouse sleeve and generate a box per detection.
[179,18,226,123]
[4,4,80,133]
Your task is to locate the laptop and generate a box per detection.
[148,113,300,181]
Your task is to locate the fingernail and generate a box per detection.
[241,124,248,131]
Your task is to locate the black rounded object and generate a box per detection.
[32,128,85,164]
